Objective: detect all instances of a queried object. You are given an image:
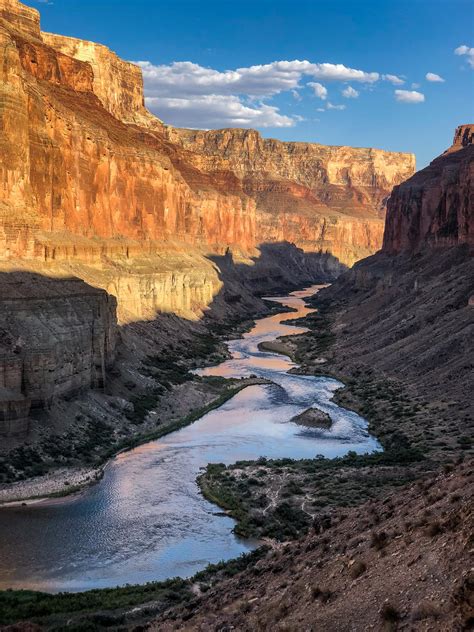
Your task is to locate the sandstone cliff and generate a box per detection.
[0,0,415,302]
[168,127,415,266]
[0,274,116,435]
[383,124,474,253]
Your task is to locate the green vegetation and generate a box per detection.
[199,448,424,541]
[0,547,269,629]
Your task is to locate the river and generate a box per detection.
[0,286,379,592]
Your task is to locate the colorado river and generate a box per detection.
[0,286,379,592]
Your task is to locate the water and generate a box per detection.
[0,286,379,592]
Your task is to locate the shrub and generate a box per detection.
[311,586,332,602]
[380,601,400,622]
[370,531,388,551]
[425,521,442,537]
[411,600,441,621]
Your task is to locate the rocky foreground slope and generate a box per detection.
[152,463,473,632]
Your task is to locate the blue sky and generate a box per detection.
[35,0,473,167]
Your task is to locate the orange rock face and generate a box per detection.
[167,128,415,265]
[383,125,474,253]
[0,0,416,437]
[0,0,416,273]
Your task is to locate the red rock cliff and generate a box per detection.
[383,125,474,253]
[167,128,415,266]
[0,0,419,320]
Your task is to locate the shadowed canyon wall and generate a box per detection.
[0,0,415,436]
[383,124,474,253]
[0,274,116,434]
[315,127,473,405]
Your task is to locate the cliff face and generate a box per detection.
[0,0,415,279]
[168,128,415,266]
[383,125,474,253]
[0,274,116,435]
[41,32,157,127]
[0,28,256,256]
[313,128,473,409]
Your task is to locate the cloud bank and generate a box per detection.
[146,95,296,128]
[135,58,425,128]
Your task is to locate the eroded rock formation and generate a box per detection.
[0,274,116,435]
[383,124,474,253]
[167,128,415,266]
[314,129,473,406]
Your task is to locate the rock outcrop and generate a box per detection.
[313,127,473,409]
[291,407,332,429]
[383,124,474,253]
[42,32,155,126]
[0,274,116,435]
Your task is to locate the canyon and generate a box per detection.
[146,127,473,632]
[0,1,471,628]
[0,0,414,446]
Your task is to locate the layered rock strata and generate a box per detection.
[383,124,474,253]
[0,274,116,435]
[167,128,415,266]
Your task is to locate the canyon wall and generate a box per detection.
[0,274,116,435]
[315,127,473,404]
[168,128,415,266]
[383,124,474,253]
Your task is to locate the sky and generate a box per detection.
[34,0,474,168]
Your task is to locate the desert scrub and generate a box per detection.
[0,547,269,629]
[198,450,423,541]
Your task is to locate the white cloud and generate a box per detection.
[394,89,425,104]
[134,58,407,129]
[425,72,445,82]
[411,82,420,89]
[145,94,296,129]
[136,59,380,101]
[454,44,474,68]
[309,63,379,83]
[326,102,346,110]
[308,82,328,99]
[316,107,325,112]
[383,74,405,85]
[341,85,359,98]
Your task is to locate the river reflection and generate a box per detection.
[0,286,379,592]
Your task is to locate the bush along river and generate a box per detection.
[0,286,379,592]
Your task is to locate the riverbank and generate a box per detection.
[193,292,446,542]
[0,377,271,506]
[196,281,473,543]
[0,280,305,490]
